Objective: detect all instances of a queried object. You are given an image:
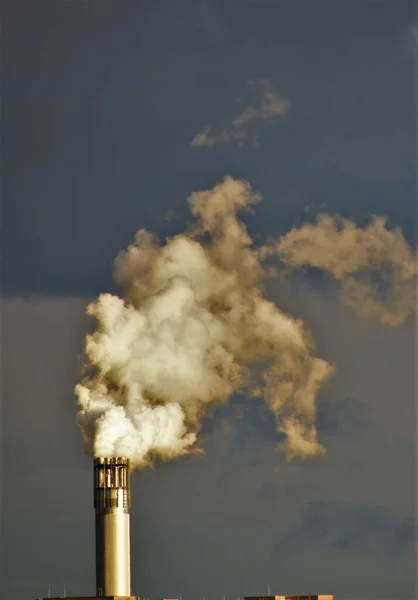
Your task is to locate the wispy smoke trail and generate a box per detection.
[270,214,418,326]
[75,178,417,469]
[191,83,289,149]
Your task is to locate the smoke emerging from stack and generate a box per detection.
[75,177,417,469]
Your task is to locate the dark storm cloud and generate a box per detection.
[316,396,369,438]
[2,0,417,597]
[195,0,227,43]
[277,500,417,558]
[1,277,416,599]
[204,393,369,478]
[3,468,95,598]
[0,297,96,600]
[202,396,278,452]
[3,0,416,296]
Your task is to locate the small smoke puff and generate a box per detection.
[275,214,418,326]
[280,418,326,460]
[76,177,333,468]
[191,86,289,148]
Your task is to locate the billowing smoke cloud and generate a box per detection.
[75,177,333,468]
[191,83,289,149]
[75,177,417,469]
[270,214,418,326]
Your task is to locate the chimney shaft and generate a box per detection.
[94,457,131,597]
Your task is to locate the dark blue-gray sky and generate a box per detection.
[1,1,416,599]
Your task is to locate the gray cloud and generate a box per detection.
[191,82,289,148]
[1,287,416,599]
[195,0,227,43]
[316,396,369,438]
[277,500,417,558]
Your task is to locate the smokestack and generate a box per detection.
[94,457,131,597]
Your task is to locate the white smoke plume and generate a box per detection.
[75,177,333,468]
[270,214,418,326]
[75,177,417,469]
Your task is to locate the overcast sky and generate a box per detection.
[1,1,417,600]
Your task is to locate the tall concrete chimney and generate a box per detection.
[94,457,131,597]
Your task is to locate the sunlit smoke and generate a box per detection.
[269,214,418,326]
[191,83,289,149]
[75,177,416,469]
